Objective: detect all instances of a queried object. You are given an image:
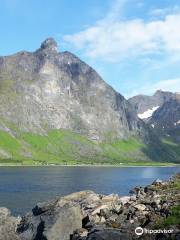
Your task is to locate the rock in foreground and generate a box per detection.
[1,174,180,240]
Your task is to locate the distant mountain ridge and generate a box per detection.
[149,97,180,142]
[128,90,178,120]
[129,91,180,143]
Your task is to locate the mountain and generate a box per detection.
[128,90,177,120]
[0,38,179,164]
[129,91,180,159]
[129,90,180,135]
[149,97,180,142]
[0,38,141,141]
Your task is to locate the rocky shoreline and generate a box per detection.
[0,174,179,240]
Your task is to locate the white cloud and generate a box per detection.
[126,78,180,98]
[104,0,128,22]
[153,78,180,92]
[149,5,180,18]
[150,8,171,17]
[62,1,180,98]
[63,3,180,62]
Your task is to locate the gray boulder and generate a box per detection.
[86,229,129,240]
[18,204,82,240]
[17,191,101,240]
[0,207,20,240]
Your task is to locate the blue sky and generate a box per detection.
[1,0,180,98]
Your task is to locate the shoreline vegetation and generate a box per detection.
[0,128,180,166]
[0,162,179,167]
[1,173,179,240]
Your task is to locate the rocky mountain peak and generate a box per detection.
[129,90,177,116]
[0,38,143,142]
[39,38,58,53]
[154,89,163,95]
[154,89,172,97]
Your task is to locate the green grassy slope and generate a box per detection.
[155,174,180,228]
[0,127,179,165]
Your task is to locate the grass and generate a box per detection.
[0,127,179,166]
[0,131,20,150]
[155,175,180,228]
[110,138,144,151]
[162,137,180,156]
[163,206,180,226]
[157,175,180,227]
[0,131,21,160]
[0,129,101,165]
[100,138,150,163]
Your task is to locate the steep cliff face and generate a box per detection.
[0,38,142,141]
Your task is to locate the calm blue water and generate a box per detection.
[0,166,179,215]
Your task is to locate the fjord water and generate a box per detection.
[0,166,179,215]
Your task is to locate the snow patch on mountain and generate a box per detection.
[174,120,180,126]
[138,106,159,119]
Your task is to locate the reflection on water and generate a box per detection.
[0,166,179,215]
[141,167,160,178]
